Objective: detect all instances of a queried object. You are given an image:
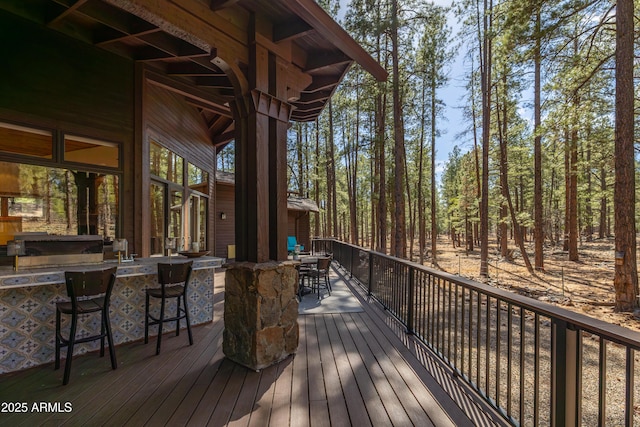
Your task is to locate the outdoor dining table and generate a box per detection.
[293,255,333,297]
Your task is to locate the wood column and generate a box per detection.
[233,16,291,263]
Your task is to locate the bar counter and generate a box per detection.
[0,256,224,374]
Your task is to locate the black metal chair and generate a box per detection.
[307,256,332,299]
[296,262,312,300]
[55,266,118,385]
[145,261,194,355]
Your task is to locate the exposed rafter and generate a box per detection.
[273,19,314,43]
[295,90,332,105]
[303,76,338,93]
[209,0,240,11]
[185,98,232,118]
[304,51,351,73]
[195,75,232,88]
[283,0,387,82]
[213,129,235,146]
[46,0,88,27]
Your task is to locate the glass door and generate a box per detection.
[189,194,207,251]
[150,181,165,255]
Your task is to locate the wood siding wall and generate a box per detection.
[215,183,236,259]
[0,11,134,137]
[288,212,311,251]
[216,181,312,258]
[0,10,135,248]
[143,83,217,256]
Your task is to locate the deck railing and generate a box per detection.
[312,238,640,426]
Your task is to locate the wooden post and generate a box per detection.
[232,15,291,263]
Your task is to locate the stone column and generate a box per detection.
[223,261,299,370]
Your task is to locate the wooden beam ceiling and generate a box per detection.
[304,51,351,73]
[273,19,314,43]
[209,0,240,11]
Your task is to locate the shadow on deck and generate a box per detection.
[0,268,507,426]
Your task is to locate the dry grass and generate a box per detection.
[425,236,640,333]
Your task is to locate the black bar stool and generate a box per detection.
[144,261,194,355]
[55,266,118,385]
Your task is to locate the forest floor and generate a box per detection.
[427,235,640,333]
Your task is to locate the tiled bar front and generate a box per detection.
[0,257,223,374]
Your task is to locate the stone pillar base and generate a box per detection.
[223,261,299,371]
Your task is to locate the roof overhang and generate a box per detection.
[0,0,386,125]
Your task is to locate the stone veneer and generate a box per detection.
[223,261,299,371]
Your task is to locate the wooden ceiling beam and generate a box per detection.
[292,100,325,111]
[77,0,155,36]
[303,76,338,93]
[295,90,331,104]
[213,129,235,146]
[167,62,221,77]
[185,98,232,118]
[94,28,161,46]
[273,19,314,43]
[209,115,231,133]
[138,31,207,58]
[46,0,88,27]
[209,0,240,11]
[146,69,232,111]
[304,51,351,73]
[291,110,324,121]
[195,75,232,88]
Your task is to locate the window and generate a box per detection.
[0,122,121,246]
[0,162,119,244]
[149,142,209,255]
[150,140,183,185]
[64,134,119,168]
[0,122,53,159]
[188,162,209,193]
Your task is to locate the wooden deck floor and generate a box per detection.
[0,268,505,426]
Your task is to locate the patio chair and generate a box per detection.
[55,266,118,385]
[145,261,194,355]
[307,256,332,299]
[287,236,304,253]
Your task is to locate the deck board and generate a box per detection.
[315,316,351,427]
[0,269,507,427]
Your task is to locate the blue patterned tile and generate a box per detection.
[32,305,54,323]
[1,290,27,307]
[32,345,54,363]
[35,273,64,283]
[2,310,26,327]
[1,351,26,370]
[32,325,52,343]
[2,331,26,348]
[0,266,216,374]
[0,276,31,287]
[31,286,56,302]
[19,340,37,354]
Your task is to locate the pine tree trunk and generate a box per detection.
[479,0,492,277]
[534,36,544,268]
[314,119,320,237]
[430,73,438,265]
[599,163,606,239]
[391,0,406,258]
[496,89,533,274]
[418,83,426,264]
[614,0,637,311]
[568,123,579,261]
